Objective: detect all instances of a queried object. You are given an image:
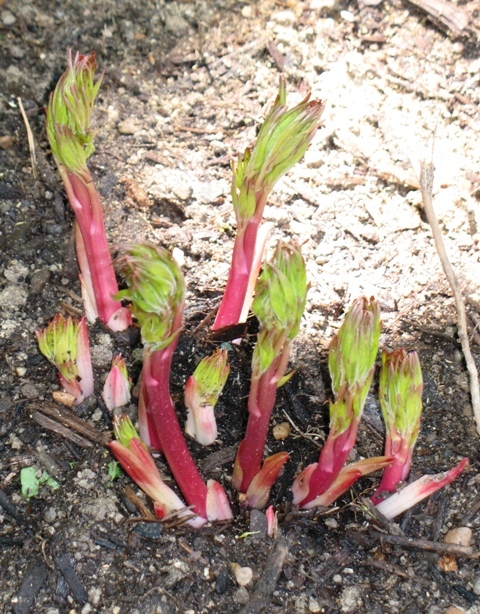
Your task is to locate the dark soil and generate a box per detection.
[1,1,480,613]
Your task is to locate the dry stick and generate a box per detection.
[419,160,480,435]
[369,528,476,558]
[17,97,38,180]
[363,558,431,587]
[239,537,289,614]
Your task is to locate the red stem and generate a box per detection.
[299,420,360,507]
[371,437,413,504]
[63,171,123,325]
[237,358,282,493]
[142,347,208,519]
[213,191,268,330]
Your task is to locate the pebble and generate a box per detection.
[10,45,24,59]
[1,10,16,25]
[325,517,338,529]
[215,567,230,594]
[273,422,290,440]
[473,576,480,596]
[20,382,38,398]
[444,527,472,547]
[309,596,322,613]
[117,118,141,135]
[52,390,76,407]
[444,607,465,614]
[232,563,253,586]
[172,183,193,201]
[233,586,249,604]
[44,507,57,524]
[270,10,296,25]
[30,268,50,294]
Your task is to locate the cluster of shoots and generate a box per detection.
[37,50,468,530]
[291,298,468,516]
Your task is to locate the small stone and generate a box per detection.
[241,5,253,18]
[272,422,290,440]
[325,517,338,529]
[333,573,342,584]
[0,135,15,149]
[232,563,253,586]
[172,184,192,201]
[473,575,480,596]
[117,119,141,135]
[309,596,322,613]
[444,527,472,547]
[30,268,50,294]
[10,45,24,59]
[15,367,26,377]
[1,10,16,26]
[444,607,465,614]
[44,507,57,523]
[215,567,230,595]
[52,391,76,408]
[88,587,102,606]
[172,247,185,267]
[20,382,38,398]
[271,10,296,24]
[233,586,249,604]
[340,9,355,22]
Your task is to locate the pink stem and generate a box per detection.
[371,437,414,504]
[298,420,360,507]
[213,192,268,330]
[236,356,287,493]
[63,171,123,325]
[142,347,208,519]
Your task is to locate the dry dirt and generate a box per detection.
[1,1,480,613]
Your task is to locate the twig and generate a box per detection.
[282,409,324,450]
[369,528,476,558]
[29,402,111,445]
[31,411,94,449]
[238,537,289,614]
[359,497,404,536]
[17,97,38,180]
[363,558,431,586]
[53,551,88,604]
[419,160,480,435]
[405,0,469,37]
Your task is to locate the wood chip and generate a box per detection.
[53,552,88,604]
[31,411,94,449]
[0,135,15,149]
[406,0,469,37]
[12,558,48,614]
[29,402,111,446]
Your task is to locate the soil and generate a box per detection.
[1,0,480,613]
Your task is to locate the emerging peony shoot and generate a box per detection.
[185,348,230,446]
[233,242,308,508]
[292,297,381,508]
[108,415,206,528]
[371,349,423,504]
[116,244,232,523]
[213,78,324,331]
[375,458,468,519]
[36,315,94,405]
[102,355,131,412]
[46,51,130,331]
